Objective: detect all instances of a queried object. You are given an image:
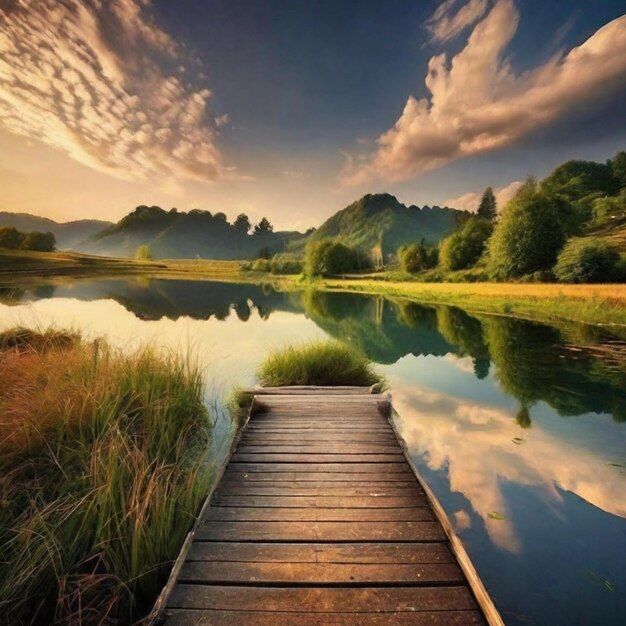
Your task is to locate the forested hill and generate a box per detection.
[0,212,111,250]
[78,206,303,259]
[308,193,469,256]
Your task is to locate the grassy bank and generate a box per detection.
[0,328,211,625]
[258,340,385,387]
[310,278,626,327]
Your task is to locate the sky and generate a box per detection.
[0,0,625,230]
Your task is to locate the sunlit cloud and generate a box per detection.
[0,0,233,184]
[392,384,626,554]
[426,0,489,45]
[339,0,626,186]
[445,180,523,212]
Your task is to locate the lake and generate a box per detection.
[1,276,625,625]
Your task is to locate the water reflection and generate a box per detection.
[1,276,625,625]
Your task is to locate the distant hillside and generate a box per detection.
[0,212,111,250]
[81,205,304,259]
[306,193,469,256]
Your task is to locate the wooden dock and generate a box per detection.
[158,387,503,625]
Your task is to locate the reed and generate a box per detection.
[0,328,211,625]
[258,339,385,387]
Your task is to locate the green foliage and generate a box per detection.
[488,180,566,279]
[21,230,56,252]
[0,329,210,624]
[439,217,493,271]
[254,217,274,234]
[251,258,271,271]
[270,253,303,275]
[592,189,626,223]
[609,151,626,188]
[0,226,25,249]
[554,238,621,283]
[542,159,619,199]
[477,187,497,220]
[234,213,251,234]
[135,244,152,259]
[305,238,367,276]
[398,240,438,274]
[257,339,385,387]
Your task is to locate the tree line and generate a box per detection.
[0,227,56,252]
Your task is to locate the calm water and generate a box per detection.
[1,276,625,625]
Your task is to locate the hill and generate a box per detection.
[81,205,304,259]
[306,193,469,256]
[0,212,111,250]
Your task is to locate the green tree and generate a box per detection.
[254,217,273,234]
[488,180,566,279]
[399,240,438,274]
[477,187,497,220]
[609,151,626,189]
[135,244,152,259]
[305,239,363,276]
[554,238,620,283]
[21,231,56,252]
[0,226,25,249]
[234,213,251,234]
[439,217,493,271]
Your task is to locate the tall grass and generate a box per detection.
[258,339,385,387]
[0,328,211,625]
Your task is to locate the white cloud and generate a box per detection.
[339,0,626,186]
[445,179,523,211]
[0,0,232,184]
[426,0,489,45]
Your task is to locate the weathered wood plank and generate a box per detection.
[187,541,453,563]
[202,507,435,522]
[179,561,463,584]
[223,471,414,482]
[228,462,411,473]
[230,453,404,463]
[168,585,477,612]
[164,609,484,625]
[195,520,446,541]
[236,444,401,453]
[215,485,419,497]
[211,495,425,508]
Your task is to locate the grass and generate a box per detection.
[305,278,626,327]
[257,339,386,387]
[0,328,211,625]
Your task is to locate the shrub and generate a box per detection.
[554,238,621,283]
[135,244,152,259]
[439,217,493,271]
[21,230,56,252]
[258,340,385,387]
[0,328,211,624]
[270,253,303,275]
[398,242,438,274]
[304,239,367,276]
[252,258,271,271]
[489,180,567,279]
[0,226,25,249]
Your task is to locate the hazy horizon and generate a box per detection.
[1,0,625,230]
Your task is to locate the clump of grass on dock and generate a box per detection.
[258,339,385,387]
[0,327,211,625]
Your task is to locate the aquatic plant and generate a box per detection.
[257,339,385,387]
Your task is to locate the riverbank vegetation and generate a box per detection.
[258,340,385,387]
[0,328,211,624]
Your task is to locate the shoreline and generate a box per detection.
[2,250,626,328]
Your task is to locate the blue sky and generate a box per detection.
[0,0,625,227]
